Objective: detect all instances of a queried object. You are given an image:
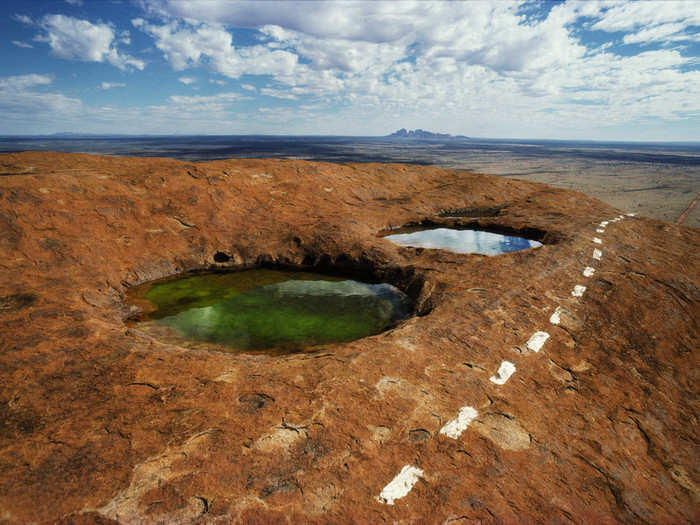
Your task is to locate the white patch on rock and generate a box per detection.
[583,266,595,277]
[572,285,586,297]
[397,336,416,352]
[593,237,602,244]
[214,370,238,383]
[626,213,636,216]
[99,429,219,523]
[526,331,550,352]
[490,361,516,385]
[600,221,609,226]
[368,425,391,445]
[596,228,605,233]
[440,406,478,439]
[377,465,424,505]
[250,172,273,181]
[593,248,603,260]
[472,413,531,451]
[549,306,563,325]
[254,425,306,453]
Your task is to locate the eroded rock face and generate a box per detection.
[0,152,698,524]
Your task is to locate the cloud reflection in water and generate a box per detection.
[384,228,541,255]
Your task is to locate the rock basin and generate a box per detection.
[0,152,698,524]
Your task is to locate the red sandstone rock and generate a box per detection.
[0,152,698,524]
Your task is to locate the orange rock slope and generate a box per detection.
[0,152,698,524]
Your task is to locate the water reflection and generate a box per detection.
[383,227,542,255]
[127,269,413,353]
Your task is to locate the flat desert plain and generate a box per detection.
[438,154,700,229]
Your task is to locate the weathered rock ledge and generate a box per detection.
[0,152,698,524]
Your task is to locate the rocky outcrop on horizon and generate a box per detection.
[387,128,469,139]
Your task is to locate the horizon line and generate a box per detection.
[1,133,699,145]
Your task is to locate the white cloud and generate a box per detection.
[141,0,422,43]
[12,41,33,49]
[0,75,246,135]
[136,1,591,97]
[260,87,297,100]
[168,91,244,109]
[13,14,33,25]
[117,30,131,45]
[133,18,298,78]
[100,81,126,89]
[0,90,82,120]
[178,76,196,84]
[623,22,699,44]
[0,74,53,90]
[591,1,700,32]
[0,74,82,132]
[130,0,698,138]
[585,1,700,46]
[259,24,407,74]
[36,14,145,70]
[4,1,698,138]
[169,92,240,102]
[66,0,84,6]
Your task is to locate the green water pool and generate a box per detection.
[127,268,413,354]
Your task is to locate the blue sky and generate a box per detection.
[1,0,698,140]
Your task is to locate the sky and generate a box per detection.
[0,0,698,140]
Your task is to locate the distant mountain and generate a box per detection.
[387,128,469,140]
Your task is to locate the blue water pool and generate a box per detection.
[382,227,542,255]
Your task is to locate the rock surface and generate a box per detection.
[0,151,698,524]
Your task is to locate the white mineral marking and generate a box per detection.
[600,221,609,226]
[549,306,563,325]
[596,228,605,233]
[583,266,595,277]
[593,237,602,244]
[490,361,516,385]
[626,213,636,216]
[572,285,587,297]
[378,465,424,505]
[593,248,603,260]
[526,331,550,352]
[440,406,478,439]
